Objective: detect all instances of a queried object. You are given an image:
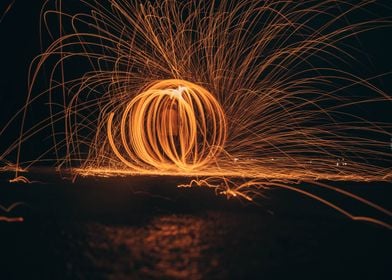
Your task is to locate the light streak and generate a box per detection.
[0,0,15,24]
[0,0,391,228]
[9,176,31,184]
[107,79,226,172]
[0,202,25,223]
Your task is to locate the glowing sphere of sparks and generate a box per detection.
[107,79,227,171]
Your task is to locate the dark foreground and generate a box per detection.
[0,169,391,279]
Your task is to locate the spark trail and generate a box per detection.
[0,0,391,228]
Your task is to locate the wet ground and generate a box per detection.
[0,170,391,279]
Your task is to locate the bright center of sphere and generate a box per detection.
[107,79,227,171]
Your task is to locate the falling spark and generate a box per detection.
[0,202,25,223]
[0,0,15,24]
[9,176,31,184]
[0,0,391,228]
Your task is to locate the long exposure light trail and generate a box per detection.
[107,79,227,172]
[0,0,391,228]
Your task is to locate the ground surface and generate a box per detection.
[0,169,391,279]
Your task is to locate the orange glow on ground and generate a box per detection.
[0,1,391,229]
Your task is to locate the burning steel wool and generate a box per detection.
[0,0,391,227]
[107,79,227,171]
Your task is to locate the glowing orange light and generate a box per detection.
[0,0,391,228]
[107,79,227,172]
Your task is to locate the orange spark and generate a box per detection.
[0,0,391,228]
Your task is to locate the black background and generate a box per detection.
[0,1,391,279]
[0,0,392,161]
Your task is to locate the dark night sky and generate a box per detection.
[0,0,391,161]
[1,0,392,117]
